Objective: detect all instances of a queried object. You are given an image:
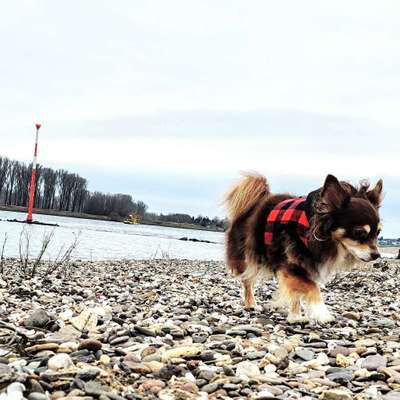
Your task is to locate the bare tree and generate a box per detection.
[41,168,57,209]
[0,157,10,203]
[0,154,149,219]
[0,233,7,276]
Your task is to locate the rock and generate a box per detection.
[24,309,51,328]
[76,368,100,380]
[322,389,352,400]
[247,351,266,360]
[71,309,98,332]
[2,383,26,400]
[78,339,102,352]
[27,380,45,394]
[145,361,164,373]
[99,355,111,365]
[197,367,216,381]
[356,339,376,347]
[135,326,156,337]
[364,386,379,400]
[362,355,387,371]
[273,346,289,362]
[58,342,79,353]
[25,343,59,353]
[327,370,354,383]
[201,383,219,394]
[342,311,361,321]
[336,353,351,367]
[295,348,315,361]
[161,345,202,362]
[374,318,396,328]
[50,392,66,400]
[223,365,235,376]
[109,336,129,345]
[47,353,74,371]
[83,381,105,396]
[316,352,330,365]
[328,345,356,357]
[383,392,400,400]
[28,394,49,400]
[139,379,166,394]
[236,361,260,378]
[158,365,184,380]
[124,362,151,374]
[379,367,400,383]
[0,364,16,385]
[256,390,276,399]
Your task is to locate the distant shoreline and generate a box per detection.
[0,205,224,233]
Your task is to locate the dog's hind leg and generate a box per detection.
[240,261,262,310]
[242,277,257,310]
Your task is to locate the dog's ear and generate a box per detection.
[320,174,350,212]
[367,179,383,207]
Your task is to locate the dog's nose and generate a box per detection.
[370,252,380,260]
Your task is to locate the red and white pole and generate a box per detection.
[26,123,42,223]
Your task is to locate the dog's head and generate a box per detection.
[315,174,383,262]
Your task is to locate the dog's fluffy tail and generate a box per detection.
[224,172,269,220]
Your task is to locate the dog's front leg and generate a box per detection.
[304,287,334,324]
[277,267,334,324]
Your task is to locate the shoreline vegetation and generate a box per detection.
[0,258,399,399]
[0,205,225,232]
[0,155,227,233]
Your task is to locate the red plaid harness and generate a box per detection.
[264,197,310,248]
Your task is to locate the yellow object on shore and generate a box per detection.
[123,214,140,224]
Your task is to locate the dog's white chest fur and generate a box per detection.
[317,246,357,284]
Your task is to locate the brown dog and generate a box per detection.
[224,173,383,323]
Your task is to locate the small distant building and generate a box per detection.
[379,238,400,246]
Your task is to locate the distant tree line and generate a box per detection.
[0,155,227,229]
[0,155,147,219]
[145,212,227,230]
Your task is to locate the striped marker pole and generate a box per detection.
[26,123,41,223]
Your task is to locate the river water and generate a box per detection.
[0,210,225,261]
[0,210,395,262]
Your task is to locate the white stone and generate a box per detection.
[0,383,25,400]
[70,309,98,331]
[59,308,73,321]
[264,364,277,373]
[257,390,275,399]
[316,352,330,365]
[364,386,379,400]
[235,361,260,378]
[184,372,196,382]
[58,341,79,353]
[48,353,74,371]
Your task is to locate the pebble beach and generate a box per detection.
[0,259,400,400]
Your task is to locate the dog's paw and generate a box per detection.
[287,314,309,324]
[244,304,262,312]
[312,313,335,324]
[307,303,335,324]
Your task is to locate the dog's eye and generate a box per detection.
[353,227,368,240]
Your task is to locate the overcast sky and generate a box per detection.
[1,1,400,235]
